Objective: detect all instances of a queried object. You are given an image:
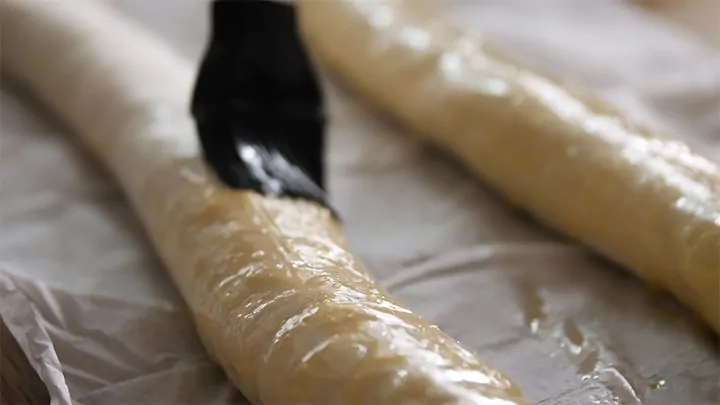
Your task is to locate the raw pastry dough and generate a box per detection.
[0,0,527,403]
[298,0,720,331]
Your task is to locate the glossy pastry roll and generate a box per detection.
[0,0,527,403]
[297,0,720,332]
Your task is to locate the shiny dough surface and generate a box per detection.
[0,0,527,403]
[297,0,720,332]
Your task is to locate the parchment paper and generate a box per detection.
[1,1,718,404]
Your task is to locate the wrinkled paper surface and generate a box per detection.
[1,1,718,404]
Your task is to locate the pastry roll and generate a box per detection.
[0,0,527,403]
[297,0,720,332]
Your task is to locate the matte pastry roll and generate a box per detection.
[0,0,527,403]
[297,0,720,331]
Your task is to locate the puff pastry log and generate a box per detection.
[0,0,527,403]
[298,0,720,331]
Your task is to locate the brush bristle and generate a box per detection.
[191,0,330,209]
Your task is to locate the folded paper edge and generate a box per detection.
[0,267,74,405]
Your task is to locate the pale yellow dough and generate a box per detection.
[297,0,720,331]
[0,0,527,403]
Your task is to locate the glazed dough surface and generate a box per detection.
[0,0,526,403]
[298,0,720,332]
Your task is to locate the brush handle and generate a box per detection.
[0,0,527,403]
[297,0,720,332]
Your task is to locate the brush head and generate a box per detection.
[191,0,331,209]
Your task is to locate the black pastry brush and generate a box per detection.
[191,0,330,209]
